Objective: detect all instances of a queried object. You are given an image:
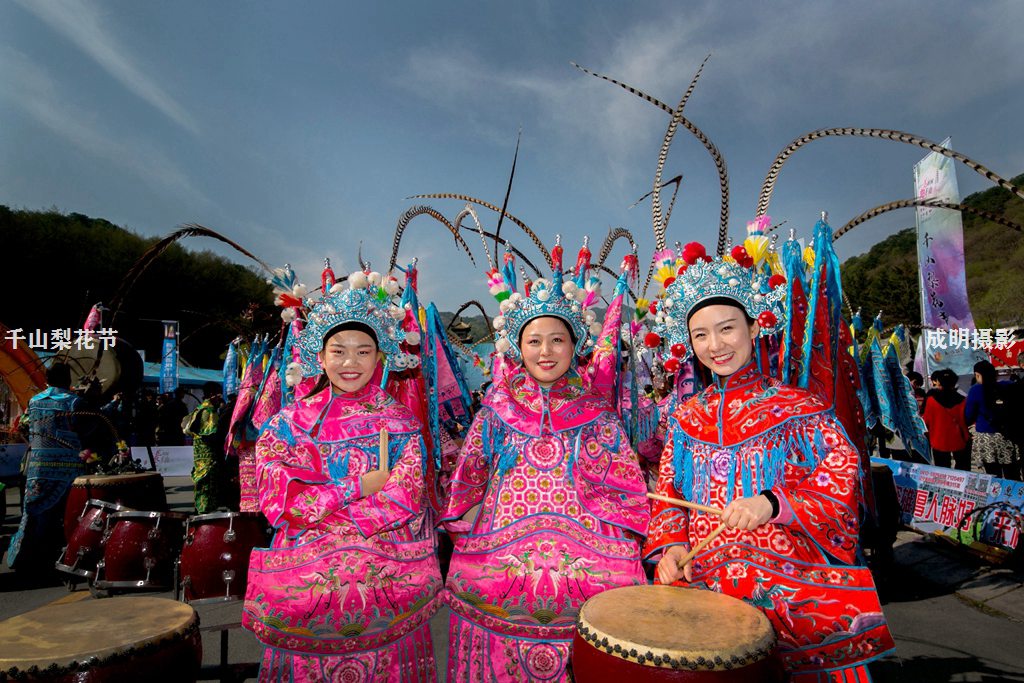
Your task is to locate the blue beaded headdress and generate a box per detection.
[296,268,415,377]
[652,220,786,360]
[490,236,604,361]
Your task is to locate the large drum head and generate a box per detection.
[58,337,143,402]
[0,596,198,676]
[576,585,776,671]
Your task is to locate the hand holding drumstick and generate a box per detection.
[649,492,774,584]
[360,427,390,497]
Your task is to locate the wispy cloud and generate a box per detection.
[1,46,208,206]
[11,0,199,134]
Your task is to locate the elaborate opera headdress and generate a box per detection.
[490,236,606,361]
[295,265,419,377]
[648,219,787,361]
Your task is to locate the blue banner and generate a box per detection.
[159,321,178,394]
[222,339,239,397]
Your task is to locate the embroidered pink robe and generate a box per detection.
[442,367,649,682]
[242,382,443,682]
[645,362,895,676]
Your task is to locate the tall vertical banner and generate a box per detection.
[914,138,984,375]
[159,321,179,394]
[222,339,239,398]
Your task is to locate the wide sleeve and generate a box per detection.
[642,422,691,561]
[769,412,862,565]
[255,414,362,538]
[574,412,649,537]
[440,410,493,532]
[331,431,426,538]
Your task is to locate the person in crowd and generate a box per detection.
[966,360,1022,480]
[646,248,893,681]
[440,246,649,682]
[133,388,158,447]
[184,381,228,513]
[6,363,87,575]
[923,368,970,470]
[155,388,188,446]
[242,270,442,682]
[907,370,927,413]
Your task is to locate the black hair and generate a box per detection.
[936,368,959,391]
[46,363,72,390]
[974,359,999,412]
[322,321,378,349]
[686,297,755,327]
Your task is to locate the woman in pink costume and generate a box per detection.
[442,241,649,682]
[242,268,442,682]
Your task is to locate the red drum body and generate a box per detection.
[572,585,782,682]
[64,472,167,540]
[94,511,187,590]
[0,596,201,682]
[55,499,131,579]
[179,512,269,603]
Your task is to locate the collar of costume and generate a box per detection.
[295,267,416,377]
[286,381,419,441]
[489,235,606,361]
[650,226,786,361]
[712,359,764,391]
[482,365,609,436]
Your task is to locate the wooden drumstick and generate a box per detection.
[379,427,389,473]
[676,523,727,569]
[647,492,724,517]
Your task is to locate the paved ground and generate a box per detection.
[2,476,1023,681]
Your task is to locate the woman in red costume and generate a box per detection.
[645,244,894,682]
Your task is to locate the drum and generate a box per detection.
[179,511,269,603]
[94,510,188,590]
[55,498,132,579]
[572,585,782,682]
[0,596,201,682]
[64,472,167,540]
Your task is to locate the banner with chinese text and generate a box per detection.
[873,457,1022,550]
[159,321,179,394]
[914,139,986,375]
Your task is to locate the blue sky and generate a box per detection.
[2,1,1022,313]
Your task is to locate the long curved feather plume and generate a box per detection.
[411,193,552,268]
[109,222,272,322]
[494,128,522,256]
[833,198,1024,241]
[388,205,476,272]
[651,54,709,251]
[572,61,730,254]
[757,128,1024,217]
[451,218,544,278]
[596,227,639,269]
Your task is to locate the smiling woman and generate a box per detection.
[241,263,443,683]
[440,238,649,683]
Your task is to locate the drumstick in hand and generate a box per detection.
[676,523,727,569]
[379,427,389,473]
[647,492,723,517]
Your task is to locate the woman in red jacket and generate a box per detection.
[923,369,970,470]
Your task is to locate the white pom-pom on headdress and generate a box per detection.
[367,271,382,287]
[329,282,345,294]
[383,276,400,296]
[389,305,405,320]
[404,331,421,346]
[281,307,297,323]
[285,362,303,388]
[349,271,368,289]
[292,283,308,298]
[495,337,511,354]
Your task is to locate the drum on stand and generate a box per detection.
[179,511,270,603]
[64,472,167,540]
[572,585,782,682]
[0,596,201,682]
[94,510,187,591]
[56,498,132,580]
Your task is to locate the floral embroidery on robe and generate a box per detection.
[442,367,649,682]
[645,362,895,675]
